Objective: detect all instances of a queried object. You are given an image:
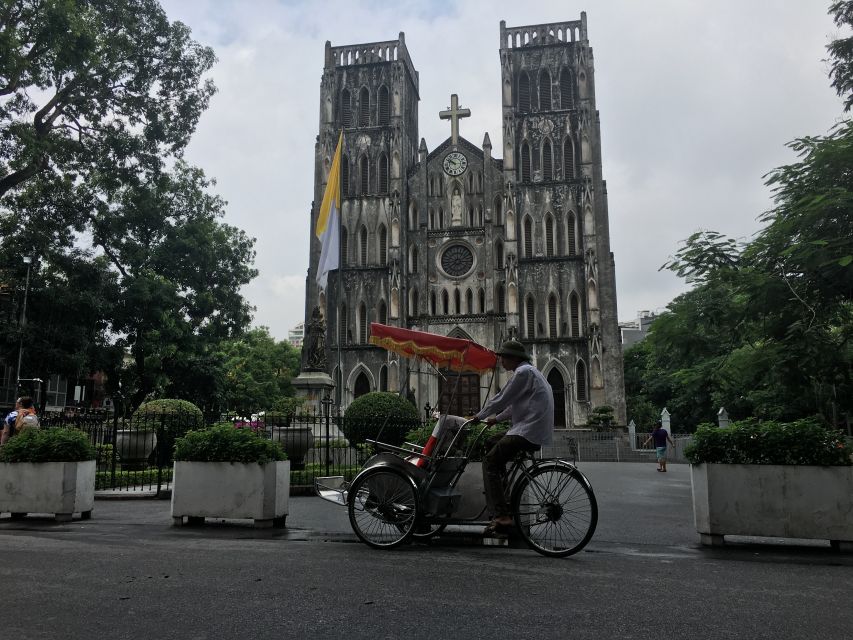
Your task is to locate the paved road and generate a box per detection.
[2,463,851,639]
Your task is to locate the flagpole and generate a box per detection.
[336,129,344,415]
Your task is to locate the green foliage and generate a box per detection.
[173,425,286,464]
[588,405,616,429]
[827,1,853,112]
[132,399,205,438]
[0,428,95,462]
[403,420,509,461]
[685,417,853,465]
[343,392,421,447]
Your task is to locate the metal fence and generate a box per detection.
[31,411,694,495]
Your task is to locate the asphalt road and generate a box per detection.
[2,463,852,640]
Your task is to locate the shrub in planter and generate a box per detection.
[0,428,95,462]
[174,425,286,463]
[133,399,205,436]
[342,392,420,447]
[685,417,852,466]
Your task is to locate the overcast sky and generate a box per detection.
[160,0,846,340]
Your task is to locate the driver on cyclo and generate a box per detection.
[470,340,554,536]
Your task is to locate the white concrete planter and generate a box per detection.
[0,460,96,522]
[691,463,853,550]
[171,460,290,528]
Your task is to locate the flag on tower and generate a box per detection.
[315,131,343,289]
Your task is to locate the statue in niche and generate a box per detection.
[450,186,463,226]
[305,306,328,371]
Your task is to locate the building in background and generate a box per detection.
[288,322,305,348]
[619,310,659,348]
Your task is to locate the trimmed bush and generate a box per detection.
[132,399,205,436]
[342,392,420,447]
[588,405,616,430]
[685,417,853,466]
[174,425,286,464]
[0,428,96,462]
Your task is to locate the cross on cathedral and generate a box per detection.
[439,94,471,144]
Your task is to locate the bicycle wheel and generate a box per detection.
[348,467,420,549]
[511,463,597,557]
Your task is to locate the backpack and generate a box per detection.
[14,410,39,434]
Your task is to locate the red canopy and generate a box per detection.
[369,323,498,373]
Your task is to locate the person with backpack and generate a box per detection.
[1,396,39,446]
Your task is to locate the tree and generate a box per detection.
[828,1,853,112]
[0,0,216,199]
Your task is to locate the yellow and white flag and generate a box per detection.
[315,131,343,289]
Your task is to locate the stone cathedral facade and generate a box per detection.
[302,14,626,427]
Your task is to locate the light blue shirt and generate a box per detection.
[476,362,554,446]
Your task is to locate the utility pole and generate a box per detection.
[15,256,32,389]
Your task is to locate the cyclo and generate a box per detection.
[316,323,597,558]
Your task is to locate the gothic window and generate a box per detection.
[442,289,449,315]
[429,208,435,229]
[359,225,368,266]
[545,214,555,257]
[354,372,370,398]
[518,72,531,112]
[497,284,506,313]
[525,296,536,338]
[468,206,474,227]
[358,87,370,127]
[339,304,348,344]
[467,172,474,192]
[495,239,504,269]
[548,294,558,338]
[341,89,352,127]
[567,212,577,255]
[476,207,483,226]
[539,69,552,111]
[379,300,387,325]
[409,202,417,229]
[378,153,389,193]
[466,288,473,314]
[576,360,588,402]
[547,369,566,427]
[341,227,348,266]
[438,207,445,229]
[410,288,419,316]
[523,216,533,258]
[454,289,461,314]
[563,137,575,179]
[359,155,369,194]
[520,142,531,182]
[494,195,503,225]
[358,303,368,344]
[378,224,387,265]
[379,365,388,391]
[430,291,437,315]
[378,85,390,126]
[570,292,580,336]
[560,68,573,109]
[341,155,350,196]
[478,288,485,313]
[441,244,474,277]
[542,140,553,181]
[409,244,418,273]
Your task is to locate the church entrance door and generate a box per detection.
[547,369,566,428]
[438,372,481,417]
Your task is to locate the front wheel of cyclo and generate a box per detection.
[511,463,598,558]
[348,467,420,549]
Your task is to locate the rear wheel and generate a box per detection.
[348,467,420,549]
[511,463,597,557]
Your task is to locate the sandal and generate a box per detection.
[483,520,513,537]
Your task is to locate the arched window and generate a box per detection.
[567,212,577,256]
[442,290,449,315]
[523,216,533,258]
[379,300,387,325]
[545,214,555,257]
[358,87,370,127]
[520,141,531,182]
[354,371,370,398]
[379,365,388,391]
[518,72,531,112]
[525,296,536,338]
[359,155,369,194]
[570,292,580,336]
[430,291,437,315]
[339,304,348,344]
[378,224,387,265]
[429,208,435,230]
[560,68,573,109]
[494,195,503,225]
[539,69,551,111]
[409,202,418,229]
[563,138,575,180]
[468,206,474,227]
[341,155,350,196]
[410,288,419,316]
[466,288,473,314]
[438,207,444,229]
[548,369,566,427]
[478,288,485,314]
[454,289,461,314]
[497,284,506,313]
[409,244,418,273]
[341,227,348,266]
[548,294,558,338]
[341,89,352,127]
[576,360,588,402]
[542,140,553,181]
[378,153,389,193]
[495,240,504,269]
[378,85,390,126]
[358,303,368,344]
[359,226,368,266]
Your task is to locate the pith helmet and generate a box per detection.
[496,339,530,361]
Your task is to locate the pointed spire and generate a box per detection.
[419,137,428,162]
[482,132,492,149]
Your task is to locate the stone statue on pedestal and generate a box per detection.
[305,306,328,371]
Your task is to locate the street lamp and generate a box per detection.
[15,256,32,389]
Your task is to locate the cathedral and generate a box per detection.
[302,13,626,427]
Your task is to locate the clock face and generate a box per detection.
[441,244,474,277]
[443,151,468,176]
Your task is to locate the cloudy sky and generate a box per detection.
[160,0,846,340]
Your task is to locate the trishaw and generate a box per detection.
[316,323,597,558]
